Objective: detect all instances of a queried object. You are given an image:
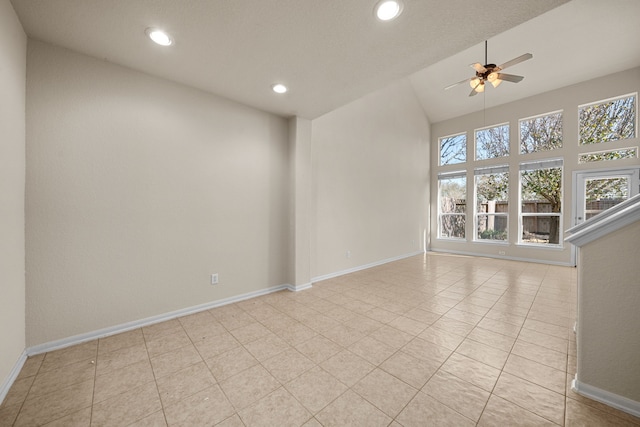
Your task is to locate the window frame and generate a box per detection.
[473,165,509,243]
[519,110,563,154]
[438,132,467,166]
[474,122,510,161]
[518,159,564,247]
[437,171,467,240]
[578,92,637,146]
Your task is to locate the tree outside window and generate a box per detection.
[579,94,636,145]
[475,168,509,241]
[520,111,563,153]
[520,161,563,245]
[439,133,466,166]
[475,124,509,160]
[438,174,466,239]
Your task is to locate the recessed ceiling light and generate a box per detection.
[375,0,403,21]
[272,83,288,94]
[145,28,173,46]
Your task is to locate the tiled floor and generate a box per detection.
[2,253,640,426]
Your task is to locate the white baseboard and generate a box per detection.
[26,283,293,357]
[286,282,313,292]
[311,251,424,283]
[572,376,640,418]
[428,248,574,267]
[0,350,27,406]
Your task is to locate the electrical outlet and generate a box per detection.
[498,251,506,256]
[346,250,351,259]
[211,273,219,285]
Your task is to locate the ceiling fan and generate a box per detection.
[446,41,533,96]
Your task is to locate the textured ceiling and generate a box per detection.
[11,0,572,119]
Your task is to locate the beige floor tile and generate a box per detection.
[178,310,216,329]
[423,370,490,421]
[494,372,565,425]
[243,332,290,362]
[164,385,235,426]
[229,321,271,344]
[456,338,509,369]
[348,314,384,334]
[387,315,429,336]
[142,319,183,340]
[363,307,400,324]
[467,326,516,352]
[15,354,44,381]
[127,410,167,427]
[352,368,418,417]
[284,366,348,414]
[439,352,501,392]
[40,407,92,427]
[518,327,569,354]
[565,397,640,426]
[431,317,475,337]
[315,390,392,427]
[238,387,312,427]
[96,342,149,376]
[93,359,155,403]
[215,414,245,427]
[150,343,202,378]
[320,349,374,387]
[380,350,439,389]
[418,326,466,350]
[368,325,413,349]
[566,384,640,426]
[98,329,145,354]
[0,403,21,427]
[301,417,323,427]
[156,361,216,407]
[219,364,280,410]
[192,331,240,359]
[322,323,365,347]
[216,310,256,331]
[273,322,317,346]
[39,342,98,373]
[294,334,342,364]
[443,308,483,326]
[28,358,96,398]
[404,307,442,325]
[512,339,567,371]
[144,329,192,358]
[523,318,570,340]
[205,346,258,382]
[2,375,34,408]
[182,320,228,341]
[402,337,452,364]
[477,317,522,338]
[504,353,566,394]
[261,347,315,383]
[15,380,93,426]
[348,335,397,365]
[478,394,558,427]
[396,391,475,427]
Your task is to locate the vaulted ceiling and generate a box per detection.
[11,0,640,122]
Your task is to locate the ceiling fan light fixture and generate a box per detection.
[469,77,481,89]
[375,0,403,21]
[146,28,173,46]
[271,83,288,94]
[475,82,485,93]
[490,78,502,88]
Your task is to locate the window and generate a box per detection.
[579,94,636,145]
[439,133,466,166]
[578,147,638,163]
[520,111,563,153]
[438,172,466,239]
[475,123,509,160]
[519,159,563,245]
[475,166,509,241]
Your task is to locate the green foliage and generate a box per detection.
[520,112,563,153]
[476,125,509,160]
[579,95,635,145]
[476,172,508,205]
[479,229,507,240]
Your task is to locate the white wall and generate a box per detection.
[25,41,290,346]
[312,79,430,279]
[0,0,26,397]
[431,67,640,265]
[578,220,640,404]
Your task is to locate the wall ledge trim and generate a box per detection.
[572,376,640,418]
[312,251,424,283]
[26,283,291,357]
[0,351,27,406]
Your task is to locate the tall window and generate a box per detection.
[438,172,466,239]
[519,159,563,245]
[475,166,509,241]
[520,111,563,153]
[439,133,466,166]
[475,123,509,160]
[579,94,636,145]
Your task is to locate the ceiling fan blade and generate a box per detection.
[497,53,533,70]
[496,73,524,83]
[445,77,472,90]
[471,62,487,73]
[469,81,483,97]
